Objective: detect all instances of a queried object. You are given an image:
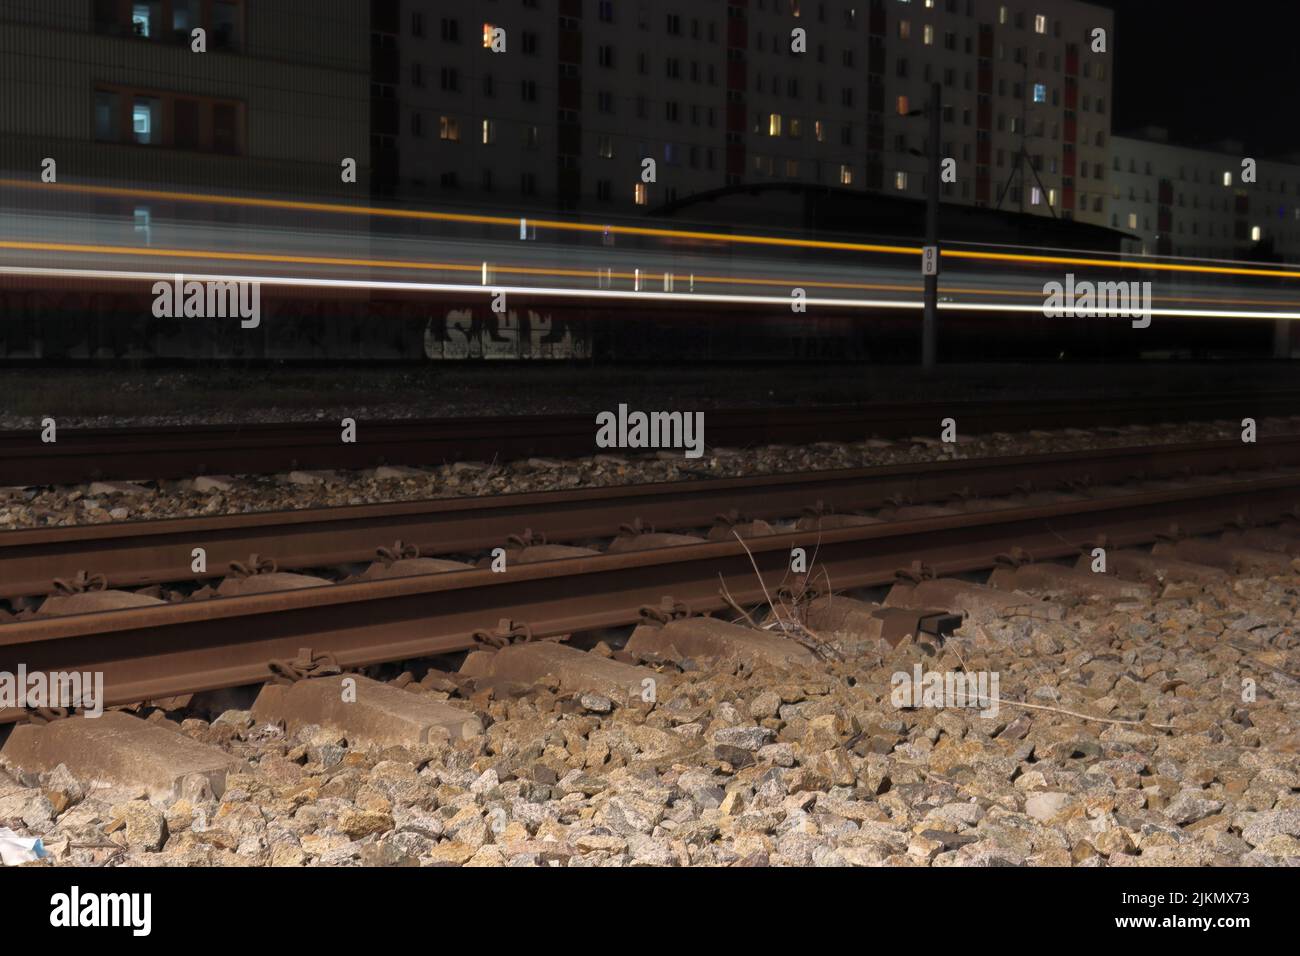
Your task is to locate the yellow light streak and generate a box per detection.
[8,178,1300,279]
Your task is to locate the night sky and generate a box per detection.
[1102,1,1298,156]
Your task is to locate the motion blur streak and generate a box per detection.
[5,267,1300,321]
[6,178,1300,279]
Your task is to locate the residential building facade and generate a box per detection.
[0,0,370,196]
[1110,128,1300,261]
[384,0,1115,228]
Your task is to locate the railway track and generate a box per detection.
[2,436,1299,723]
[2,435,1300,600]
[4,390,1300,486]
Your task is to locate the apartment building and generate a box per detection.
[1110,128,1300,261]
[385,0,1114,226]
[0,0,370,195]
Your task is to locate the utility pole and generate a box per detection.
[1019,60,1028,214]
[922,81,941,372]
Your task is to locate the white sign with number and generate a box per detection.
[922,245,939,276]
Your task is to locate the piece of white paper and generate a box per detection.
[0,827,47,865]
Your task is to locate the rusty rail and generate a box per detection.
[2,471,1297,722]
[2,436,1298,599]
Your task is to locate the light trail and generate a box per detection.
[2,238,1297,310]
[5,264,1300,321]
[6,178,1300,279]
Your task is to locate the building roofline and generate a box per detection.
[1113,130,1300,167]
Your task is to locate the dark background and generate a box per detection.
[1105,0,1297,155]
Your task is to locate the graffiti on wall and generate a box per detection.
[423,309,590,360]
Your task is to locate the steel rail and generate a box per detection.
[1,472,1297,722]
[2,392,1299,486]
[2,437,1298,600]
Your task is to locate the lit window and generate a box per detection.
[131,3,153,36]
[597,135,613,158]
[482,23,495,48]
[440,116,460,141]
[481,119,495,144]
[132,105,151,138]
[1222,171,1232,186]
[998,5,1007,24]
[896,95,909,115]
[899,20,910,39]
[132,97,159,145]
[1048,188,1056,206]
[1251,225,1262,241]
[768,113,782,136]
[814,120,826,142]
[1034,14,1047,34]
[895,171,908,190]
[923,25,933,45]
[840,164,853,185]
[1030,186,1042,206]
[1033,83,1046,103]
[634,183,648,205]
[1128,212,1138,229]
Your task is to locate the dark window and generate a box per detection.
[94,90,120,141]
[211,1,241,49]
[93,0,118,33]
[173,98,200,148]
[212,102,238,154]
